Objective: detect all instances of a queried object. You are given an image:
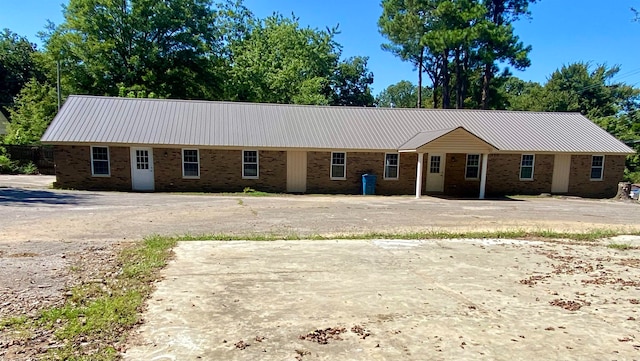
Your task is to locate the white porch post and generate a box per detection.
[416,153,424,199]
[479,153,488,199]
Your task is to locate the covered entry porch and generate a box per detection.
[398,127,497,199]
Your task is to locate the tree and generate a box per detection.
[44,0,228,99]
[500,75,543,110]
[330,56,375,106]
[379,0,433,108]
[5,79,58,145]
[0,29,44,117]
[422,0,486,108]
[228,14,340,105]
[478,0,535,109]
[376,80,432,108]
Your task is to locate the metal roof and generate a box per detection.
[398,127,497,151]
[41,95,634,154]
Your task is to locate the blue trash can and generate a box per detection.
[362,174,377,195]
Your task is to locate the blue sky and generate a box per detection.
[2,0,640,95]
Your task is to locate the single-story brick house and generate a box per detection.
[41,95,635,198]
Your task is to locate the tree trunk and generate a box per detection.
[417,47,424,108]
[481,62,491,110]
[461,49,469,105]
[441,49,451,109]
[615,182,632,200]
[454,48,463,109]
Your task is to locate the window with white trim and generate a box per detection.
[331,152,346,179]
[384,153,399,179]
[590,155,604,180]
[520,154,535,180]
[465,154,480,179]
[91,146,110,176]
[182,149,200,178]
[243,150,259,179]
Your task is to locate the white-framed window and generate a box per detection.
[430,155,441,174]
[465,154,480,179]
[384,153,399,179]
[591,155,604,180]
[182,149,200,178]
[243,150,259,179]
[331,152,346,180]
[91,146,110,176]
[520,154,535,180]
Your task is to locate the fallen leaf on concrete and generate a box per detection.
[549,299,589,311]
[299,327,346,344]
[234,340,250,350]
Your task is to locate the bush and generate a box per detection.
[18,161,38,175]
[0,147,18,173]
[0,147,38,174]
[624,169,640,184]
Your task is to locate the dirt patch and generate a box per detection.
[0,240,129,359]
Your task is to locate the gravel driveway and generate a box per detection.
[1,175,640,359]
[1,178,639,244]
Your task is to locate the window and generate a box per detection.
[465,154,480,179]
[384,153,399,179]
[91,146,110,176]
[430,155,441,174]
[243,150,259,179]
[331,152,346,180]
[591,155,604,180]
[520,154,535,180]
[135,150,149,170]
[182,149,200,178]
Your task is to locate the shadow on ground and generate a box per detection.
[0,188,89,205]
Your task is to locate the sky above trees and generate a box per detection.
[1,0,640,94]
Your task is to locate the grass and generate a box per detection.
[170,228,638,243]
[0,235,176,361]
[607,242,633,250]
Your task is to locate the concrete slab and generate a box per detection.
[124,240,640,360]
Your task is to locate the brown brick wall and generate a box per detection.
[305,151,423,195]
[154,149,287,193]
[54,146,625,198]
[54,145,131,191]
[444,153,480,197]
[567,155,626,198]
[486,154,554,196]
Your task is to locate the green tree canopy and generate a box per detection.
[330,56,375,106]
[376,80,433,108]
[5,79,58,145]
[44,0,229,99]
[0,29,44,117]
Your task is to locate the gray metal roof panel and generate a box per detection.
[41,95,635,154]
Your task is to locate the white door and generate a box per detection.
[552,154,571,193]
[287,151,307,193]
[425,153,445,192]
[130,147,155,191]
